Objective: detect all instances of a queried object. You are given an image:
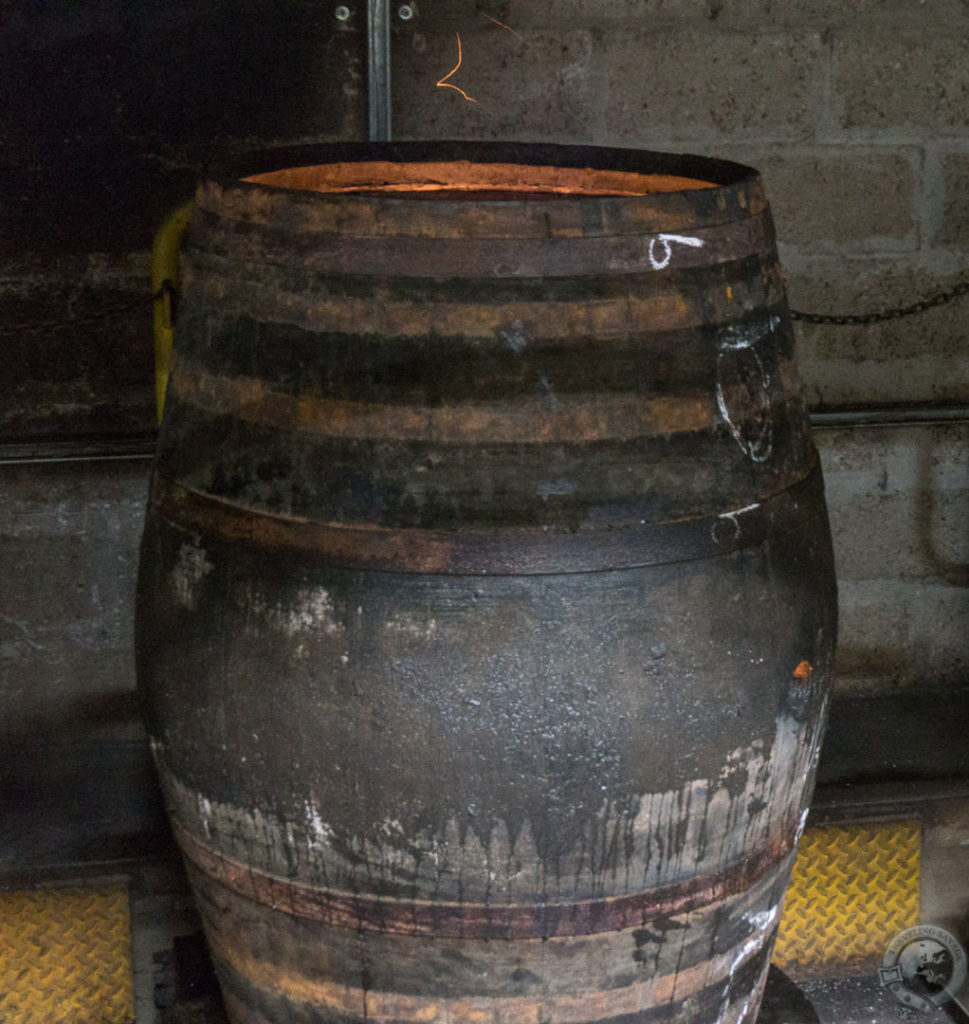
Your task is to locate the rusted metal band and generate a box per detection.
[151,462,823,575]
[213,935,776,1024]
[170,367,721,444]
[189,208,773,279]
[168,360,802,445]
[173,817,796,940]
[176,262,788,361]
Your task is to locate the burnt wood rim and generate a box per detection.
[188,193,770,245]
[242,160,719,199]
[193,182,769,246]
[174,817,795,940]
[149,460,824,575]
[185,211,772,277]
[192,182,770,249]
[179,253,776,305]
[204,141,759,198]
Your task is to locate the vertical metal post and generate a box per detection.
[367,0,392,141]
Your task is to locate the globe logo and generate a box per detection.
[879,925,968,1014]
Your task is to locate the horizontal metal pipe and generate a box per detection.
[0,436,157,466]
[810,406,969,428]
[810,777,969,826]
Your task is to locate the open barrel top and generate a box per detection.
[242,159,720,198]
[193,141,766,240]
[219,139,756,193]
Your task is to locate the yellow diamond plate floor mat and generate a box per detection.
[0,883,134,1024]
[773,820,922,975]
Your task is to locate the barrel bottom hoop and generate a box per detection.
[151,461,824,575]
[172,818,795,941]
[209,925,777,1024]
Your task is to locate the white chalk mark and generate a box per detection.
[716,324,758,351]
[716,346,773,463]
[720,502,761,518]
[715,316,781,352]
[713,501,762,543]
[648,232,705,271]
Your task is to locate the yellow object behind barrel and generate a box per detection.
[151,201,192,423]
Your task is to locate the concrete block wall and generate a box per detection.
[0,463,145,741]
[0,461,163,870]
[816,423,969,691]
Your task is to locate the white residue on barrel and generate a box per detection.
[171,538,213,610]
[251,585,345,637]
[304,800,335,850]
[385,612,438,641]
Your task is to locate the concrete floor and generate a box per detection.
[801,976,969,1024]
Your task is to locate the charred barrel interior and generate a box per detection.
[135,141,837,1024]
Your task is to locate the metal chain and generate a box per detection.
[790,278,969,326]
[1,278,967,334]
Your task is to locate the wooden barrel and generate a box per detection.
[136,141,836,1024]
